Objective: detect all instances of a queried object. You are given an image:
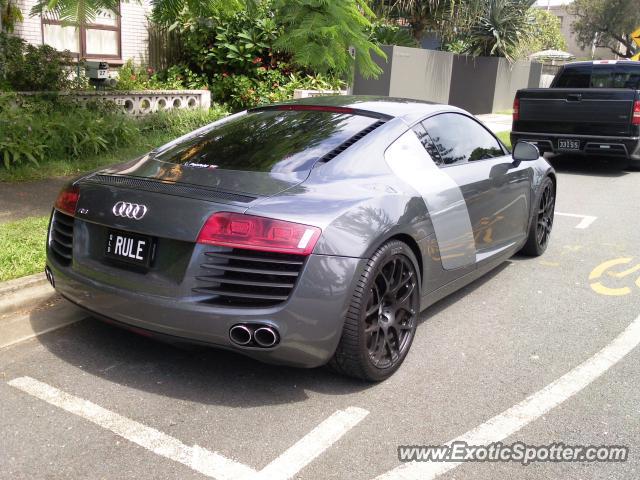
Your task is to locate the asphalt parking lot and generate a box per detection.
[1,154,639,480]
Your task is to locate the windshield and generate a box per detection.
[154,109,379,173]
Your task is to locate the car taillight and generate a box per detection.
[513,97,520,122]
[633,101,640,126]
[54,185,80,216]
[197,212,322,256]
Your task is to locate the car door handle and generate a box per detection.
[566,93,582,101]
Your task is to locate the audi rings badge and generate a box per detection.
[112,201,148,220]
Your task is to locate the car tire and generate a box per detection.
[329,240,420,382]
[520,177,555,256]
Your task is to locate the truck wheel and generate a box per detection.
[521,177,555,256]
[329,240,420,382]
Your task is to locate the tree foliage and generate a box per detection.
[0,0,23,33]
[464,0,535,61]
[516,8,567,58]
[31,0,386,79]
[273,0,385,79]
[570,0,640,58]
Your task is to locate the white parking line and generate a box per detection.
[7,376,368,480]
[255,407,369,480]
[375,312,640,480]
[555,212,597,229]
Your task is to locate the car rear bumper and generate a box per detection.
[46,252,367,368]
[511,131,640,161]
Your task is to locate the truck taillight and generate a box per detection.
[633,101,640,126]
[54,185,80,216]
[513,98,520,122]
[197,212,321,256]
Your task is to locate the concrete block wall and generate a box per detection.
[353,46,543,115]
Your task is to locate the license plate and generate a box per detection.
[558,139,580,150]
[105,229,153,267]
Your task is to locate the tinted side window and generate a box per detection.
[411,122,443,165]
[554,65,592,88]
[422,114,504,166]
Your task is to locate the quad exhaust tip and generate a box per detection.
[253,326,279,348]
[229,325,253,346]
[229,324,280,348]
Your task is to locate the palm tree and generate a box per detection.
[464,0,535,61]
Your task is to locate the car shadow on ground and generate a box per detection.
[546,153,634,177]
[30,261,516,407]
[31,305,371,407]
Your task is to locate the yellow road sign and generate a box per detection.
[633,27,640,47]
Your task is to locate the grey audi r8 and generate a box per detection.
[46,96,556,381]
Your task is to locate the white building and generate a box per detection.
[534,0,617,60]
[11,0,153,66]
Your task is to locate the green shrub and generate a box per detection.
[177,7,280,78]
[0,32,74,91]
[210,69,345,111]
[0,94,229,170]
[114,59,208,90]
[139,104,230,136]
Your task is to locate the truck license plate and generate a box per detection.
[558,139,580,150]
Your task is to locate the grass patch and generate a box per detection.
[0,216,49,282]
[496,131,512,150]
[0,131,175,183]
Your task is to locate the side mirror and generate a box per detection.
[512,141,540,162]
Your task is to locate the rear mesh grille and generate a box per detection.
[84,175,257,204]
[317,120,386,164]
[50,211,74,266]
[193,248,306,307]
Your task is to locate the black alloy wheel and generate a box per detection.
[536,182,555,250]
[330,240,420,381]
[521,176,555,256]
[365,255,418,369]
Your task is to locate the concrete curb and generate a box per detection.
[0,273,54,316]
[0,272,86,348]
[0,301,86,349]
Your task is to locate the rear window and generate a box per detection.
[154,109,380,173]
[554,63,640,89]
[553,65,592,88]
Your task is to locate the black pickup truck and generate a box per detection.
[511,60,640,168]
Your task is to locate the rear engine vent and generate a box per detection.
[50,210,74,266]
[85,175,257,204]
[317,120,386,164]
[193,248,306,308]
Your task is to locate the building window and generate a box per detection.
[42,8,121,59]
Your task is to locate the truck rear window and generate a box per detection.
[554,64,640,89]
[154,109,380,173]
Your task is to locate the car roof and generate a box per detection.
[258,95,458,122]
